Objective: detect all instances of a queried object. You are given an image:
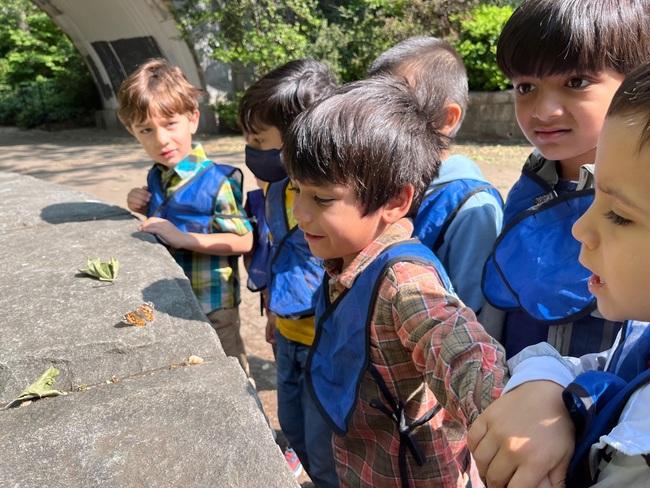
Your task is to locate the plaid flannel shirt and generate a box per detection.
[324,219,508,488]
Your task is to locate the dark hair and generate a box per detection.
[368,36,468,137]
[117,58,202,127]
[497,0,650,79]
[608,63,650,150]
[238,59,337,137]
[283,76,447,216]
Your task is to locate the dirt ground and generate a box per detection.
[0,126,532,485]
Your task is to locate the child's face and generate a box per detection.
[130,110,199,168]
[292,181,395,268]
[513,70,625,173]
[572,115,650,322]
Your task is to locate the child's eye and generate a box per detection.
[566,77,590,89]
[314,196,334,206]
[139,128,152,135]
[514,83,535,95]
[605,210,633,226]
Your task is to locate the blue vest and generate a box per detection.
[482,159,620,357]
[147,162,241,233]
[564,321,650,486]
[306,240,454,487]
[244,188,271,292]
[414,178,503,252]
[265,178,324,318]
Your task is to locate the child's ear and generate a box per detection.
[189,109,200,135]
[440,103,463,137]
[382,184,414,223]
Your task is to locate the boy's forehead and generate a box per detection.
[132,110,183,126]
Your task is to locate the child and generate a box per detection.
[119,59,253,374]
[368,36,504,313]
[238,59,339,486]
[469,63,650,488]
[480,0,650,358]
[284,76,507,487]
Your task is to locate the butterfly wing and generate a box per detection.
[137,302,155,322]
[122,311,146,327]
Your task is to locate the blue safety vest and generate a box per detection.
[481,157,620,357]
[264,178,324,318]
[306,240,454,488]
[244,188,271,292]
[414,178,503,252]
[564,321,650,486]
[147,162,241,233]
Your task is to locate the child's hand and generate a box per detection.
[127,186,151,214]
[468,380,574,488]
[138,217,187,249]
[265,313,277,346]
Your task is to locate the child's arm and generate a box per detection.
[388,262,507,422]
[138,217,253,255]
[439,193,503,312]
[127,186,150,214]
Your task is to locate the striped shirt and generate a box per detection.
[324,219,507,487]
[160,144,252,313]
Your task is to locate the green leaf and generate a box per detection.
[79,257,120,282]
[16,366,67,402]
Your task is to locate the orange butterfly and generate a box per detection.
[122,302,155,327]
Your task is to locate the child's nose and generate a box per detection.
[572,208,598,251]
[155,128,170,146]
[533,92,563,121]
[292,194,310,225]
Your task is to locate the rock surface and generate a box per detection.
[0,172,296,487]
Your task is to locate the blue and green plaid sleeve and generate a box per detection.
[212,175,252,236]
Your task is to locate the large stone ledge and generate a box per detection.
[0,171,296,487]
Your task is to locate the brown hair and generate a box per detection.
[117,58,202,127]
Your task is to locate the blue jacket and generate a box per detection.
[264,178,324,318]
[414,154,503,312]
[482,153,621,358]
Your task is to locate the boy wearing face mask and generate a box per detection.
[238,59,339,487]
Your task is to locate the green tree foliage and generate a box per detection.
[0,0,99,128]
[177,0,322,80]
[177,0,515,87]
[175,0,516,131]
[452,4,513,91]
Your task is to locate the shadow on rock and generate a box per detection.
[142,278,206,322]
[41,202,133,224]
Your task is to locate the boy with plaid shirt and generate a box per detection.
[120,59,253,374]
[284,76,507,487]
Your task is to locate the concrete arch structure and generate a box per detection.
[33,0,221,133]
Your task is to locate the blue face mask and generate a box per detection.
[244,145,287,183]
